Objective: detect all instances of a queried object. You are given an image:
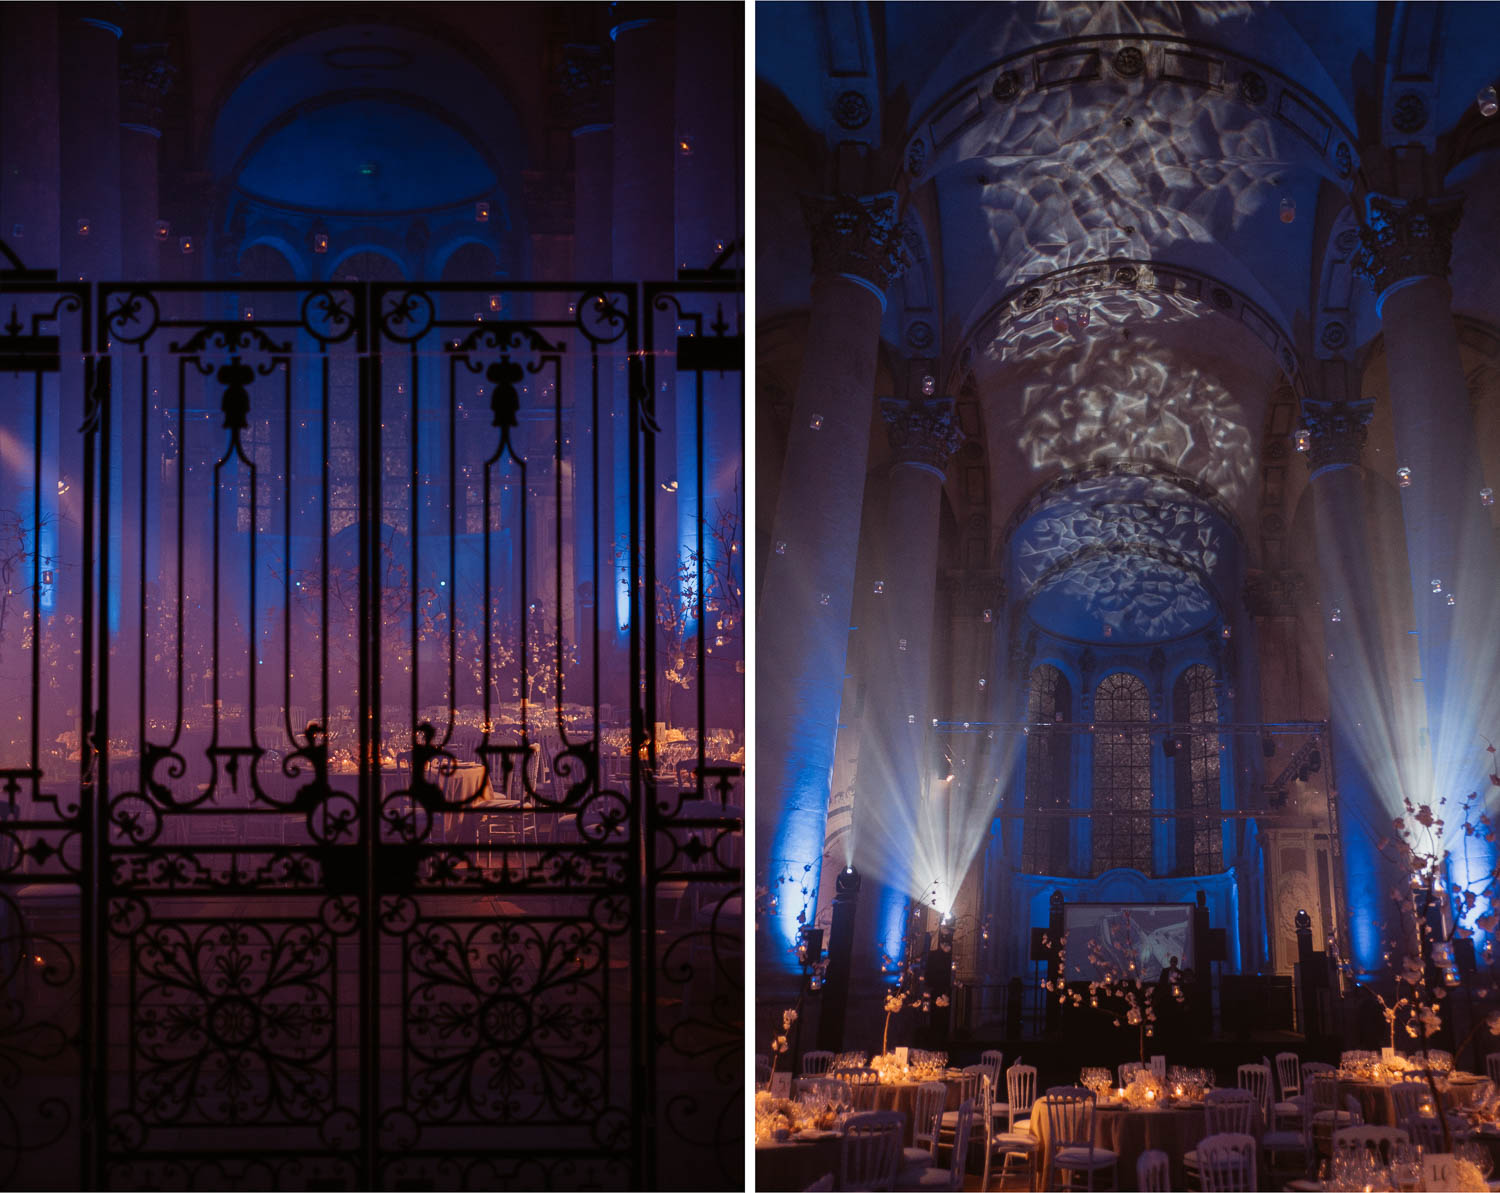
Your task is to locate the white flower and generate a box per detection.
[783,1008,798,1029]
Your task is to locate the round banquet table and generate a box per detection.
[848,1076,964,1146]
[754,1131,842,1192]
[1030,1098,1216,1191]
[1340,1072,1488,1126]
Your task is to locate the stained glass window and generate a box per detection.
[1091,671,1152,874]
[1173,664,1223,874]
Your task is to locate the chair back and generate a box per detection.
[802,1050,834,1076]
[1204,1087,1256,1135]
[1197,1132,1257,1193]
[939,1101,975,1191]
[1388,1080,1429,1127]
[838,1111,903,1192]
[1487,1052,1500,1087]
[1006,1064,1037,1130]
[911,1081,948,1158]
[1333,1124,1409,1166]
[1308,1071,1340,1114]
[802,1175,835,1193]
[1236,1063,1271,1126]
[1040,1087,1095,1150]
[1275,1051,1301,1098]
[980,1049,1005,1091]
[1301,1060,1335,1087]
[961,1066,993,1125]
[1136,1149,1170,1192]
[952,1067,982,1108]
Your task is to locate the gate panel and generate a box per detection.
[0,271,89,1192]
[97,282,367,1187]
[367,283,638,1188]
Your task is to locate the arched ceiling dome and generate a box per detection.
[210,23,523,213]
[1006,464,1238,644]
[236,98,497,214]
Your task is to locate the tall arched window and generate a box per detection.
[1092,671,1152,874]
[1022,664,1071,874]
[1173,664,1222,874]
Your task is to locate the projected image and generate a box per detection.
[1063,903,1194,982]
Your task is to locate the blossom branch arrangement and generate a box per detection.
[768,1005,798,1075]
[1042,913,1185,1063]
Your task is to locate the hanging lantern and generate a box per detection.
[1294,427,1311,452]
[1397,467,1412,488]
[1480,85,1499,118]
[1482,487,1494,508]
[1279,197,1296,224]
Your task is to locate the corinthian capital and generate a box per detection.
[880,396,965,473]
[1351,193,1462,300]
[801,192,911,296]
[1302,398,1374,473]
[120,41,176,133]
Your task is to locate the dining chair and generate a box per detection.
[1332,1124,1409,1166]
[801,1175,834,1192]
[980,1049,1005,1119]
[1005,1064,1038,1133]
[1236,1062,1272,1129]
[914,1100,974,1190]
[990,1065,1040,1188]
[1197,1132,1257,1192]
[1389,1080,1442,1151]
[1135,1149,1170,1192]
[1041,1087,1117,1192]
[1308,1071,1360,1159]
[1273,1051,1304,1127]
[838,1111,903,1192]
[1185,1089,1257,1182]
[897,1080,948,1183]
[940,1066,988,1137]
[801,1050,835,1077]
[1205,1088,1257,1135]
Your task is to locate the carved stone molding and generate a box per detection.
[1351,193,1463,298]
[801,192,910,294]
[1242,569,1306,618]
[880,396,965,473]
[555,43,613,131]
[1302,398,1374,473]
[120,41,176,132]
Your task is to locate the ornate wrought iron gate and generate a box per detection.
[0,256,743,1189]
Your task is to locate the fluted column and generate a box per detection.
[1353,194,1500,906]
[846,395,964,1036]
[757,192,908,983]
[1302,398,1403,973]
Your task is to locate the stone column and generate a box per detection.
[59,11,123,283]
[1353,194,1500,903]
[757,192,908,985]
[1302,398,1401,974]
[847,394,964,1027]
[558,44,614,695]
[118,40,172,280]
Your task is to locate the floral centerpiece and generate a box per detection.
[754,1090,810,1143]
[1121,1069,1166,1110]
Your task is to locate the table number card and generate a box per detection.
[1423,1152,1456,1190]
[770,1071,792,1099]
[893,1047,909,1066]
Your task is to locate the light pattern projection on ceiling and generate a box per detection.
[1003,331,1257,505]
[1006,465,1237,643]
[975,81,1285,282]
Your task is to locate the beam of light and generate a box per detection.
[1311,465,1500,970]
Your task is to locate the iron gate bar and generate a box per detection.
[0,269,741,1190]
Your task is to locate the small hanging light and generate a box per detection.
[1482,487,1494,508]
[1447,593,1457,606]
[1431,578,1443,594]
[1397,466,1412,488]
[809,414,823,430]
[1480,85,1499,118]
[1052,307,1069,334]
[921,375,936,396]
[1330,607,1342,623]
[1294,427,1311,452]
[1279,197,1296,224]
